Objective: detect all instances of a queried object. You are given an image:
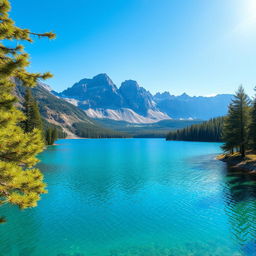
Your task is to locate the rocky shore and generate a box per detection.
[217,153,256,174]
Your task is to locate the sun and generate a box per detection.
[232,0,256,34]
[246,0,256,21]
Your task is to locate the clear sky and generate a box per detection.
[9,0,256,96]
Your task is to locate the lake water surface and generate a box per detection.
[0,139,256,256]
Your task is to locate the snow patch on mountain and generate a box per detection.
[85,108,171,124]
[63,98,79,106]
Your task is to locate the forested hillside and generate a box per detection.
[166,117,224,142]
[96,118,203,138]
[16,82,127,138]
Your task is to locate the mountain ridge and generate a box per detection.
[56,73,233,123]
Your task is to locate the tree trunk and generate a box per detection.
[240,144,245,157]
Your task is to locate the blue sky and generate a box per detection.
[9,0,256,95]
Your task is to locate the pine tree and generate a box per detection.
[31,99,43,131]
[249,87,256,151]
[0,0,55,214]
[22,88,43,133]
[222,105,237,154]
[51,128,58,145]
[222,86,251,157]
[45,128,52,145]
[45,128,58,145]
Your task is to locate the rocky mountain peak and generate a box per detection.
[154,91,174,102]
[178,93,190,100]
[119,80,140,91]
[119,80,155,115]
[92,73,115,87]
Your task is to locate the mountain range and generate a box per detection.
[15,74,234,138]
[54,73,233,123]
[15,80,127,139]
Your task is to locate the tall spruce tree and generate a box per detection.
[51,128,58,144]
[45,128,51,145]
[249,87,256,150]
[0,0,55,213]
[22,88,43,133]
[222,105,237,154]
[45,127,58,145]
[222,86,250,157]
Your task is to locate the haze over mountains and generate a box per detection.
[54,73,233,123]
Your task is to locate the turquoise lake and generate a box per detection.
[0,139,256,256]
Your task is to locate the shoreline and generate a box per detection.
[217,153,256,174]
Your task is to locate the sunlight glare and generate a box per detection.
[247,0,256,20]
[231,0,256,35]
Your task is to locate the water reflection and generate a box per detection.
[224,168,256,255]
[3,140,254,256]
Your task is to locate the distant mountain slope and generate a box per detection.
[16,81,127,138]
[154,92,233,120]
[57,74,233,123]
[84,108,169,124]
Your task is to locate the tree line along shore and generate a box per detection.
[167,86,256,173]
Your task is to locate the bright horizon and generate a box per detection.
[10,0,256,96]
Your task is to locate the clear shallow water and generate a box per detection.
[0,139,256,256]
